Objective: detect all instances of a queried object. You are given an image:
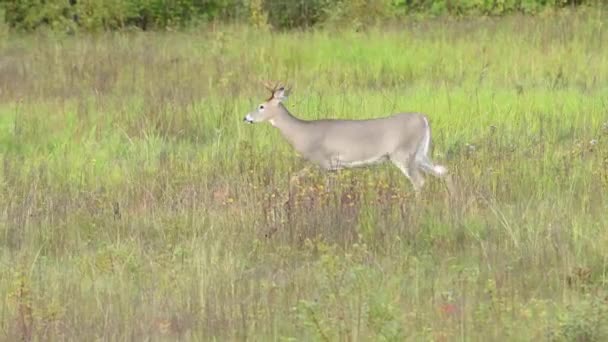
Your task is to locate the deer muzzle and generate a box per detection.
[243,114,255,123]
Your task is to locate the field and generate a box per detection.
[1,9,607,341]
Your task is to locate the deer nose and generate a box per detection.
[243,114,254,123]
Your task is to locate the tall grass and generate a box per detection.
[1,9,607,341]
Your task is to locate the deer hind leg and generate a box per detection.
[415,154,455,196]
[314,157,344,192]
[391,154,425,194]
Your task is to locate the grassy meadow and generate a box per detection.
[1,9,608,341]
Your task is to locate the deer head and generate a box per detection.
[243,81,290,124]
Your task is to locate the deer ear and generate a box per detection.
[274,86,290,102]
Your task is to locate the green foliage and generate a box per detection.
[1,0,601,31]
[264,0,329,29]
[393,0,590,15]
[3,0,77,31]
[549,296,608,341]
[2,0,233,31]
[249,0,270,29]
[323,0,395,30]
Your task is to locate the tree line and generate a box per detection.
[2,0,595,32]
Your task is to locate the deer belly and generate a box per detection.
[330,154,389,169]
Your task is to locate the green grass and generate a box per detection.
[1,9,608,341]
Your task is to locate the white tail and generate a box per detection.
[416,117,448,177]
[244,81,449,193]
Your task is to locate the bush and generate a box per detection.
[548,296,608,341]
[322,0,394,30]
[4,0,77,32]
[393,0,592,16]
[2,0,236,31]
[264,0,328,29]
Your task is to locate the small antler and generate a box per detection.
[261,80,278,92]
[260,79,285,100]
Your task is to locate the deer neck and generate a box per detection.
[269,108,310,153]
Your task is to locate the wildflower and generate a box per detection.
[439,303,459,317]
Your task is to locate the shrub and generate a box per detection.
[264,0,329,29]
[2,0,235,31]
[548,296,608,341]
[322,0,394,30]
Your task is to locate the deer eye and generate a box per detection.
[259,105,264,110]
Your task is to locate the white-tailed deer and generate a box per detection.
[244,82,449,194]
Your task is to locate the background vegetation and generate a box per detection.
[0,2,607,341]
[1,0,602,31]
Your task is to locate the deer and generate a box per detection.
[243,81,451,195]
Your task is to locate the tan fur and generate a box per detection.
[244,83,448,193]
